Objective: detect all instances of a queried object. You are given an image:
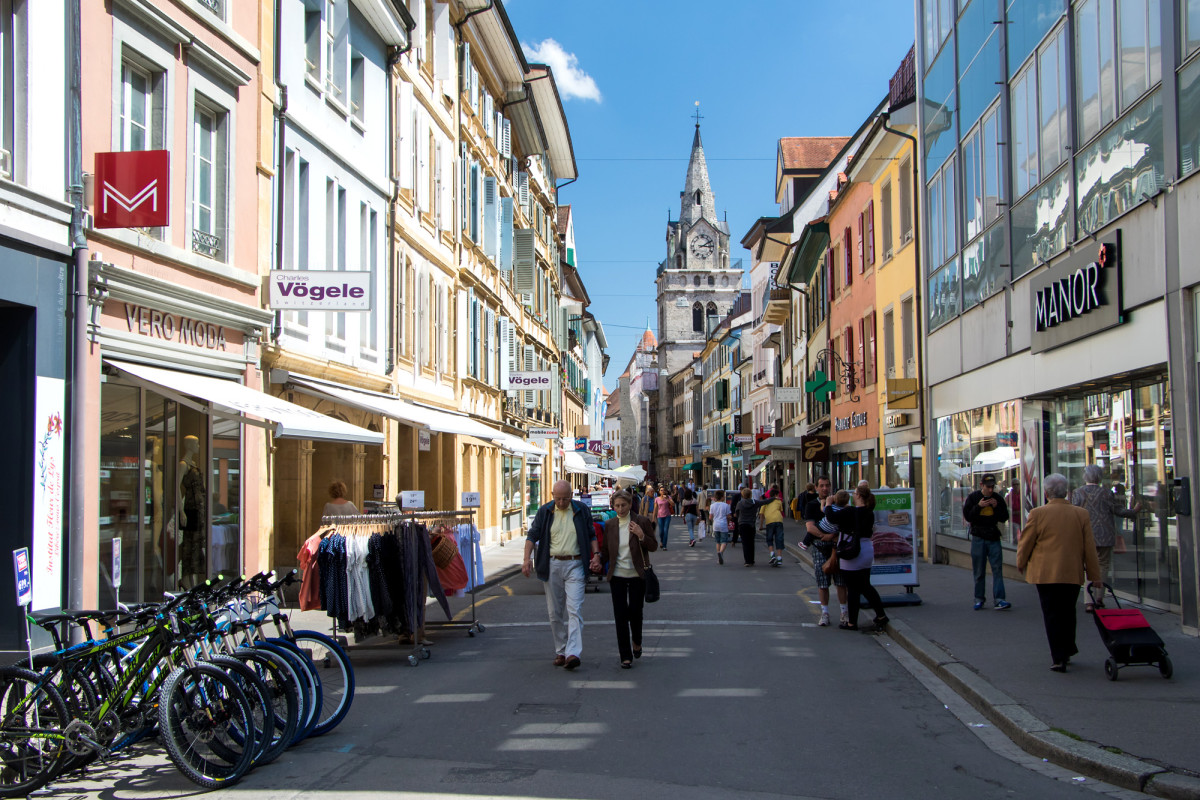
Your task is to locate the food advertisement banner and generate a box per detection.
[870,489,918,587]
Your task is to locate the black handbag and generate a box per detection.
[641,544,660,603]
[835,532,861,561]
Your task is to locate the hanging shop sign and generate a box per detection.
[528,427,559,440]
[726,433,754,444]
[1030,235,1122,354]
[506,371,554,390]
[94,150,170,229]
[268,271,371,311]
[775,387,802,404]
[418,430,431,451]
[886,413,910,428]
[124,304,228,350]
[574,437,587,452]
[885,379,919,409]
[801,435,830,462]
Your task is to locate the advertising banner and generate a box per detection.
[268,270,371,310]
[869,489,918,587]
[13,548,31,607]
[32,377,64,611]
[528,427,559,440]
[587,440,603,455]
[775,387,802,404]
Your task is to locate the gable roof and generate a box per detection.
[779,137,851,172]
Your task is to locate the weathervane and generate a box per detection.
[693,101,703,128]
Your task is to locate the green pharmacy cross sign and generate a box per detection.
[805,369,836,402]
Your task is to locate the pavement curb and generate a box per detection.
[783,542,1199,798]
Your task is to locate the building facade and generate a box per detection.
[916,0,1200,627]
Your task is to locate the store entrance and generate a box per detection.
[1046,377,1176,610]
[99,378,242,605]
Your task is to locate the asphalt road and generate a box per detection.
[42,538,1147,800]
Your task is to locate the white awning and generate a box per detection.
[761,436,804,450]
[563,451,591,475]
[289,375,543,452]
[106,360,383,445]
[749,459,772,478]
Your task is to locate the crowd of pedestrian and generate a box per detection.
[520,464,1134,675]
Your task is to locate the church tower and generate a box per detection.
[656,119,742,377]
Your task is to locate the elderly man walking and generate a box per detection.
[522,480,602,669]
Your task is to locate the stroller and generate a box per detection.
[1091,583,1173,680]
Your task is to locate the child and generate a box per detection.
[818,490,856,538]
[708,490,732,566]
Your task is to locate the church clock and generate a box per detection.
[690,233,714,259]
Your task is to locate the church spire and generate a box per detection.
[681,108,716,227]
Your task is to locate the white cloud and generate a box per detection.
[522,39,602,103]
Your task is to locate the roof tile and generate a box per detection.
[779,137,851,171]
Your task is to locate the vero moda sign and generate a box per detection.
[268,271,372,311]
[94,150,170,229]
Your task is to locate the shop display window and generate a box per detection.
[99,378,241,606]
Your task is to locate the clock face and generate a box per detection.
[690,234,715,259]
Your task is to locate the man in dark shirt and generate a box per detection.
[963,473,1011,611]
[804,475,847,627]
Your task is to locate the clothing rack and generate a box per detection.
[403,506,485,639]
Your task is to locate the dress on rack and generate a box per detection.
[455,523,485,591]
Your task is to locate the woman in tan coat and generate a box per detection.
[604,490,659,668]
[1016,473,1102,672]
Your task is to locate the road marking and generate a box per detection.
[414,693,494,703]
[481,620,808,628]
[513,723,608,735]
[453,594,501,621]
[677,688,766,698]
[567,680,636,689]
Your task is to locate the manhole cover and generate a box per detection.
[515,702,580,715]
[444,767,536,784]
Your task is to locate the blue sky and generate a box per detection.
[504,1,918,392]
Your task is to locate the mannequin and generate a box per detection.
[177,435,207,587]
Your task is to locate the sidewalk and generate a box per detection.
[781,518,1200,798]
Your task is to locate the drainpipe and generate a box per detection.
[271,0,286,343]
[67,0,87,616]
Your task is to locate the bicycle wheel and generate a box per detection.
[282,631,355,737]
[204,656,273,766]
[229,648,299,765]
[0,667,70,798]
[30,655,103,779]
[261,639,321,742]
[157,663,256,789]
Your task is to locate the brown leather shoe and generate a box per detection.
[564,655,581,670]
[553,655,566,667]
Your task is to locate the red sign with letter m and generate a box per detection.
[94,150,170,229]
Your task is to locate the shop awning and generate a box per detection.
[749,459,772,478]
[289,375,528,447]
[563,451,592,475]
[760,436,804,450]
[106,360,384,445]
[681,461,701,471]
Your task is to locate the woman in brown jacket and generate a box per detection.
[1016,473,1103,672]
[604,490,658,668]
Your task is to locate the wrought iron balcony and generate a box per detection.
[192,229,222,259]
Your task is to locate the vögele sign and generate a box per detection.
[268,271,371,310]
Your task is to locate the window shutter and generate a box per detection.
[468,290,477,378]
[499,196,513,271]
[513,228,535,293]
[483,176,498,260]
[460,41,470,93]
[500,117,511,158]
[868,310,877,385]
[866,200,876,265]
[475,161,484,243]
[469,67,479,113]
[459,142,468,230]
[857,317,866,386]
[843,227,853,285]
[523,345,535,407]
[398,83,415,192]
[456,287,467,379]
[856,213,865,273]
[845,325,855,391]
[434,140,444,229]
[432,3,451,82]
[499,316,511,389]
[517,171,529,213]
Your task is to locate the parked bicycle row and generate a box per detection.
[0,570,355,796]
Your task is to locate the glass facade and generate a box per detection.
[99,378,241,606]
[933,377,1177,608]
[918,0,1174,328]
